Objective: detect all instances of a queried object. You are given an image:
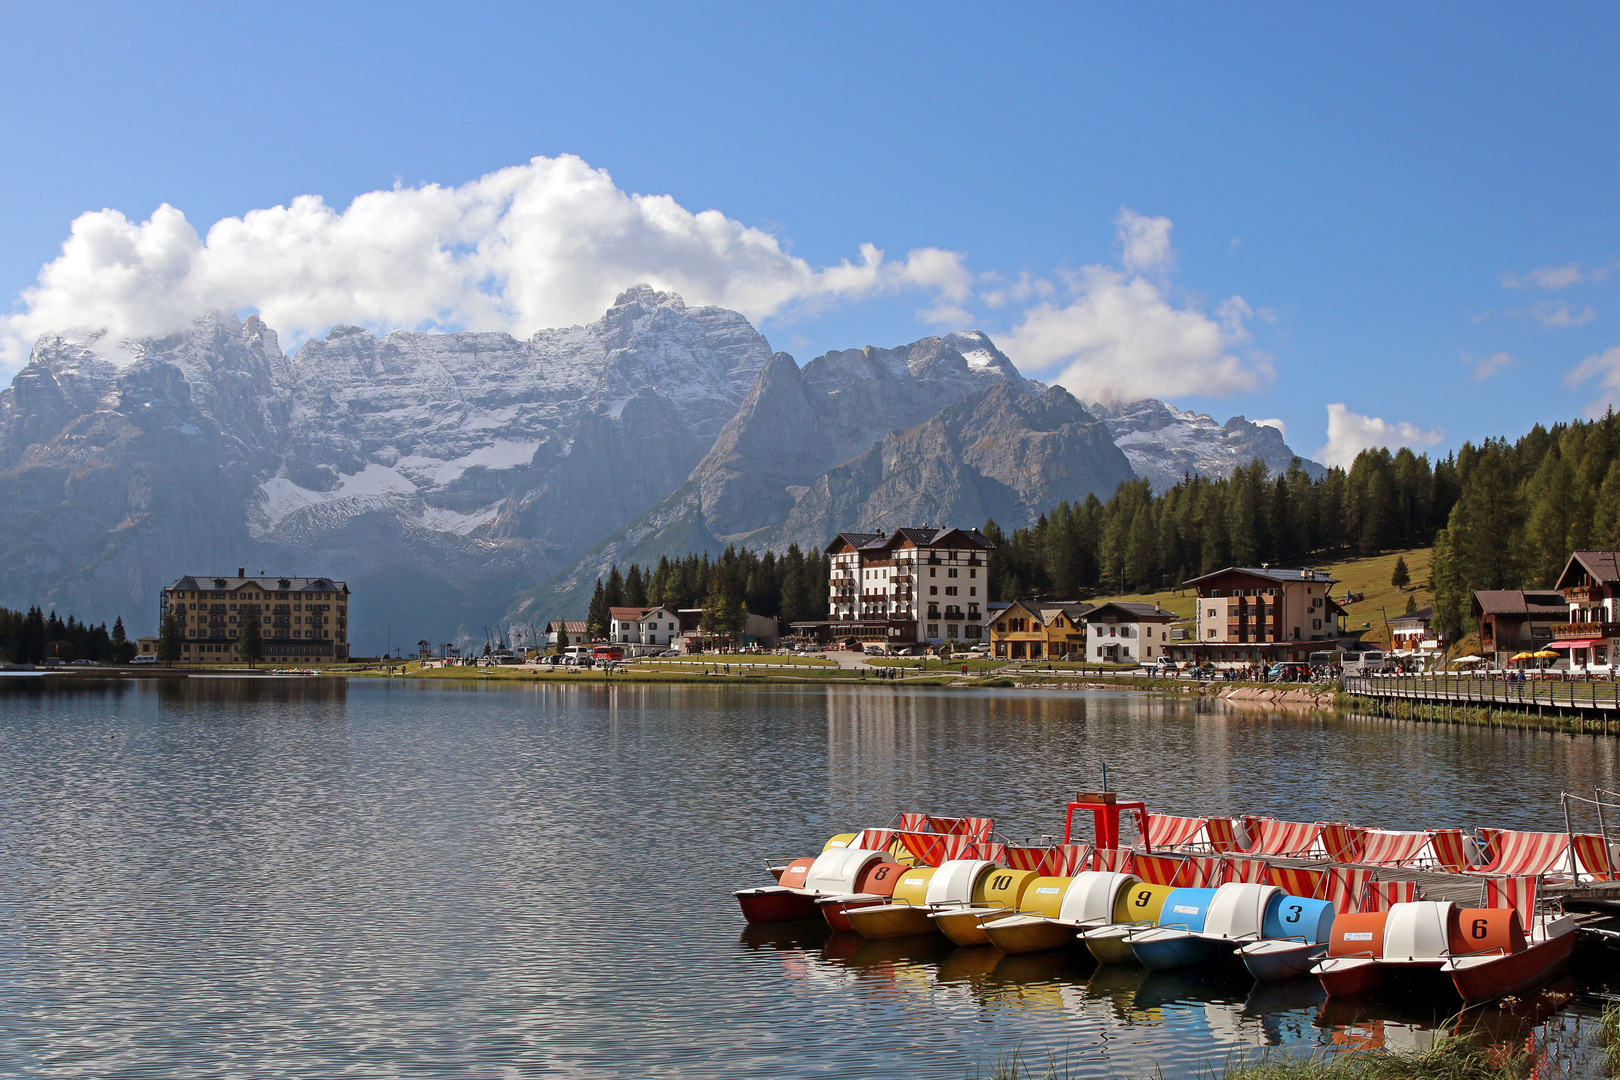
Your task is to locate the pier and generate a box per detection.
[1344,673,1620,727]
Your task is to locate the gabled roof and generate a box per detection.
[167,574,347,593]
[1086,601,1176,621]
[992,599,1092,627]
[1389,605,1435,625]
[1554,551,1620,591]
[1182,566,1338,589]
[1471,590,1567,616]
[547,620,587,633]
[828,527,997,553]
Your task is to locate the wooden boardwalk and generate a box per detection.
[1345,674,1620,723]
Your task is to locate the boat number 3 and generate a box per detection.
[1134,890,1152,907]
[991,874,1013,890]
[1284,904,1302,924]
[1472,918,1489,939]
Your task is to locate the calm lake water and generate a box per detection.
[1,678,1618,1078]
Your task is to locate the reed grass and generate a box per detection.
[967,1033,1534,1080]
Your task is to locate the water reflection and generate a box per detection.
[0,679,1614,1079]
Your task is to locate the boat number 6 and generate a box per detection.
[1472,918,1488,939]
[1284,904,1302,924]
[992,874,1013,890]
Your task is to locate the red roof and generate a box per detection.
[609,606,665,621]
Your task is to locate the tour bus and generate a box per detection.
[1340,650,1389,676]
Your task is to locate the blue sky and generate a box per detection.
[3,2,1618,466]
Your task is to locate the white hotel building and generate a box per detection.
[817,527,995,645]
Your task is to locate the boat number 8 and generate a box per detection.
[1472,918,1488,939]
[1284,904,1302,924]
[1134,890,1151,907]
[992,874,1013,890]
[873,866,891,881]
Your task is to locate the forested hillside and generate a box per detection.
[577,411,1620,644]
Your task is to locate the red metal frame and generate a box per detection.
[1064,799,1150,851]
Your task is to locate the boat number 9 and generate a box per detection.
[991,874,1013,890]
[1284,904,1302,924]
[1472,918,1489,939]
[1134,890,1152,907]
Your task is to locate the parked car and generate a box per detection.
[658,649,680,657]
[130,655,157,665]
[864,644,886,656]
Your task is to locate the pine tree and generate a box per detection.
[604,566,625,610]
[158,612,183,664]
[1390,556,1410,590]
[1405,593,1418,614]
[240,606,263,667]
[586,579,609,640]
[624,564,647,607]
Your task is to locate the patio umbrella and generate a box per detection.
[1450,655,1484,664]
[1533,650,1559,658]
[1510,651,1534,661]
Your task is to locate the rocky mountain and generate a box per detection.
[511,336,1134,623]
[1,287,1317,646]
[0,287,771,645]
[1087,398,1325,493]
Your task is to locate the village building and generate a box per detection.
[1085,602,1176,664]
[608,606,681,647]
[160,570,349,664]
[1549,551,1620,669]
[1388,605,1446,660]
[797,526,995,645]
[1471,590,1569,667]
[987,600,1091,660]
[675,608,781,651]
[546,619,588,645]
[1165,566,1345,666]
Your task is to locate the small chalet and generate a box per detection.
[1388,606,1445,659]
[609,607,681,647]
[1166,565,1345,666]
[547,619,588,645]
[1085,602,1176,664]
[988,600,1091,660]
[1471,590,1567,666]
[1549,551,1620,668]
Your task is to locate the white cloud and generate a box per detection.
[1315,404,1443,469]
[0,154,968,375]
[1565,343,1620,416]
[1115,209,1175,276]
[1255,417,1286,438]
[1533,300,1596,328]
[1468,350,1514,380]
[998,210,1270,403]
[1502,264,1585,290]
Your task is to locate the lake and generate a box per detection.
[0,678,1616,1078]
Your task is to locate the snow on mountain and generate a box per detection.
[1087,398,1326,492]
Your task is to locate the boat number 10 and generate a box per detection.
[990,874,1014,891]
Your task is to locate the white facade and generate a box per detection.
[827,527,994,644]
[1086,603,1175,664]
[611,607,679,646]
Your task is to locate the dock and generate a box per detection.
[1344,673,1620,727]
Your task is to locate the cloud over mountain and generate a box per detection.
[0,155,968,377]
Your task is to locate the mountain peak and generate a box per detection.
[612,284,687,312]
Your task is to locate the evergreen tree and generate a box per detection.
[158,612,183,664]
[586,579,609,640]
[1405,593,1418,615]
[1391,556,1410,590]
[604,566,625,610]
[240,606,264,667]
[624,564,647,607]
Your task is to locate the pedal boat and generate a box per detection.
[1129,883,1337,975]
[926,868,1042,946]
[1076,879,1177,963]
[735,845,900,925]
[1312,901,1577,1004]
[981,871,1149,956]
[844,859,1000,941]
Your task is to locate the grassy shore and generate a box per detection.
[974,1033,1538,1080]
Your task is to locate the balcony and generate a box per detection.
[1564,587,1604,604]
[1552,621,1620,640]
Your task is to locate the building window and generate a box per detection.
[927,623,939,636]
[1207,608,1216,617]
[1208,629,1217,638]
[930,568,936,577]
[948,568,958,578]
[970,569,976,578]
